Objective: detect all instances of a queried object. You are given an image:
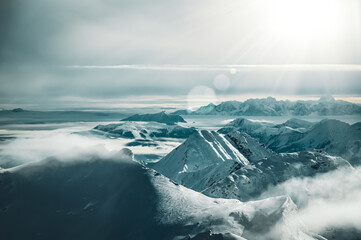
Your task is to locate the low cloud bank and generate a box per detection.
[258,166,361,237]
[0,128,130,168]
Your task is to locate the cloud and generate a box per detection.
[2,0,361,66]
[0,125,132,167]
[258,166,361,236]
[1,64,361,109]
[1,0,361,108]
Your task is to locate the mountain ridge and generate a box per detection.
[150,130,352,201]
[219,118,361,165]
[173,96,361,116]
[122,111,186,124]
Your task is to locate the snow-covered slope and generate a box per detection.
[219,118,316,147]
[202,151,351,200]
[195,103,217,114]
[219,118,361,165]
[122,111,186,124]
[93,121,197,140]
[226,131,274,162]
[149,130,248,174]
[275,120,361,157]
[218,118,302,144]
[151,131,352,201]
[150,130,249,191]
[276,118,314,130]
[0,149,320,240]
[173,96,361,116]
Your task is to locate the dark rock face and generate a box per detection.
[11,108,25,112]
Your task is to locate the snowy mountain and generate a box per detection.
[149,130,249,191]
[271,120,361,160]
[226,131,274,162]
[122,111,186,124]
[150,131,351,201]
[219,118,361,165]
[173,96,361,116]
[276,118,314,130]
[93,121,196,139]
[202,150,351,201]
[0,149,321,240]
[218,118,301,144]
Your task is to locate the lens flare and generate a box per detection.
[213,74,231,91]
[187,85,217,110]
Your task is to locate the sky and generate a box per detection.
[1,0,361,110]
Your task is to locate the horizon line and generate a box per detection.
[68,64,361,72]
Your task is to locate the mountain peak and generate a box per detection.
[318,95,335,102]
[266,96,277,102]
[150,130,249,180]
[12,108,25,112]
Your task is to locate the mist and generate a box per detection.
[0,126,130,167]
[258,166,361,237]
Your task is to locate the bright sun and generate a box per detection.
[266,0,342,44]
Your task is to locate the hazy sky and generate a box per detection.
[1,0,361,109]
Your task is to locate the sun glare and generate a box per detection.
[266,0,342,44]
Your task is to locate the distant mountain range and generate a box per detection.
[0,108,126,125]
[173,96,361,116]
[122,111,186,124]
